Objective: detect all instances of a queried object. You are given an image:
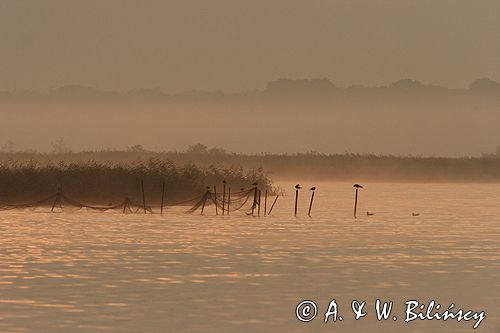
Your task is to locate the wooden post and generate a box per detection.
[308,191,315,217]
[160,181,165,216]
[51,187,61,212]
[213,186,218,215]
[268,195,279,215]
[201,191,208,214]
[251,186,258,216]
[353,184,363,219]
[222,182,226,216]
[258,190,261,217]
[264,190,268,216]
[141,180,147,214]
[294,189,299,217]
[354,188,358,218]
[227,187,231,216]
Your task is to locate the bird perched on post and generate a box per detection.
[252,182,258,186]
[310,187,316,191]
[352,183,363,219]
[294,184,301,216]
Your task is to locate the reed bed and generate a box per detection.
[0,159,272,205]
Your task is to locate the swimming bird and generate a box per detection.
[412,212,420,216]
[295,184,302,189]
[310,187,316,191]
[366,211,375,216]
[353,184,363,189]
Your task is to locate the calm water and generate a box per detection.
[0,182,499,333]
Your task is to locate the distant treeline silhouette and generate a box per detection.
[2,144,500,183]
[1,78,500,101]
[0,158,271,204]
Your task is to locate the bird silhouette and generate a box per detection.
[353,184,363,189]
[295,184,302,189]
[412,212,420,216]
[223,179,227,184]
[366,211,375,216]
[310,187,316,191]
[251,182,258,186]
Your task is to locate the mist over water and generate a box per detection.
[1,86,500,157]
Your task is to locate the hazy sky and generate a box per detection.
[1,0,499,92]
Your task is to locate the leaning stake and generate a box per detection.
[308,186,316,217]
[268,195,279,215]
[160,181,165,216]
[201,191,208,215]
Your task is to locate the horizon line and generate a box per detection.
[2,77,500,95]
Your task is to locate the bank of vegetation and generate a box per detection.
[0,158,271,205]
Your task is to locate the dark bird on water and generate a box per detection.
[366,211,375,216]
[310,187,316,191]
[353,184,363,189]
[412,213,420,216]
[295,184,302,189]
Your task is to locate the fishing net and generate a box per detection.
[0,186,271,215]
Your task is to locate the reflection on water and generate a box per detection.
[0,182,499,332]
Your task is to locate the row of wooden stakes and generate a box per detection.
[293,183,364,218]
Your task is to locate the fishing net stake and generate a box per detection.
[353,184,363,219]
[268,195,278,215]
[141,180,147,214]
[123,197,132,214]
[213,186,218,215]
[258,190,261,217]
[227,187,231,216]
[294,189,299,217]
[264,190,268,216]
[51,185,62,212]
[200,191,208,214]
[222,181,226,216]
[308,190,315,217]
[251,186,258,216]
[160,181,165,216]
